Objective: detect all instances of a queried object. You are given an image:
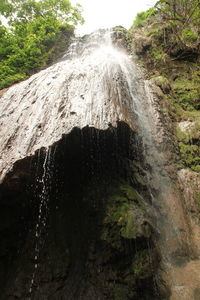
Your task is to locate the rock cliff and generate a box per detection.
[0,27,199,300]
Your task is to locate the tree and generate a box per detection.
[154,0,200,53]
[0,0,84,89]
[155,0,200,26]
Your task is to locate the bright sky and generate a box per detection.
[71,0,157,35]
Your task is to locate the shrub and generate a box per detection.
[131,8,157,29]
[173,77,200,111]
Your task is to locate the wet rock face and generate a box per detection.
[0,29,138,183]
[0,123,161,300]
[2,27,200,300]
[0,28,165,299]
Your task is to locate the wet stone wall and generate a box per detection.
[0,123,163,300]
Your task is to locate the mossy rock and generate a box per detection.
[120,210,136,239]
[182,28,198,44]
[151,75,171,94]
[195,191,200,211]
[120,184,143,204]
[176,121,200,142]
[102,184,149,248]
[173,105,200,122]
[173,76,200,111]
[150,48,168,64]
[178,142,200,170]
[132,249,151,279]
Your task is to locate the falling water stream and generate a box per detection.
[29,148,52,296]
[1,29,200,299]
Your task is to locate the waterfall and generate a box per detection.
[0,29,200,300]
[29,147,52,295]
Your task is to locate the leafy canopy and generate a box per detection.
[154,0,200,47]
[0,0,84,89]
[131,7,157,29]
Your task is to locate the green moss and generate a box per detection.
[153,75,168,84]
[176,120,200,172]
[195,191,200,212]
[120,184,143,203]
[148,27,161,39]
[173,77,200,111]
[152,75,171,93]
[102,184,146,248]
[182,28,198,43]
[151,48,168,64]
[132,250,150,279]
[173,105,200,122]
[179,142,200,170]
[183,111,200,122]
[193,165,200,173]
[176,126,190,143]
[176,122,200,142]
[120,210,136,239]
[114,26,127,32]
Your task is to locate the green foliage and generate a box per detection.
[151,48,168,63]
[182,28,198,43]
[132,8,157,28]
[155,0,200,25]
[173,76,200,111]
[1,0,83,25]
[102,184,146,249]
[152,75,171,93]
[155,0,200,50]
[175,112,200,172]
[179,142,200,170]
[0,0,83,89]
[132,250,149,279]
[193,165,200,173]
[0,73,27,90]
[131,1,200,174]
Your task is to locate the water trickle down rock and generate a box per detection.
[1,29,200,299]
[0,30,137,183]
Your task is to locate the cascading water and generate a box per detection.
[0,28,200,299]
[29,147,52,296]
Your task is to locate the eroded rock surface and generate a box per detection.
[0,30,140,182]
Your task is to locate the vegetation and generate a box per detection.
[173,75,200,111]
[195,191,200,212]
[0,0,83,89]
[155,0,200,54]
[130,0,200,173]
[155,0,200,25]
[102,184,148,249]
[131,7,157,29]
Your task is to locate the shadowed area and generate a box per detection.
[0,122,162,300]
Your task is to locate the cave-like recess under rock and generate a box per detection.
[0,122,161,300]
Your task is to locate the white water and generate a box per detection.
[0,30,135,181]
[29,147,52,295]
